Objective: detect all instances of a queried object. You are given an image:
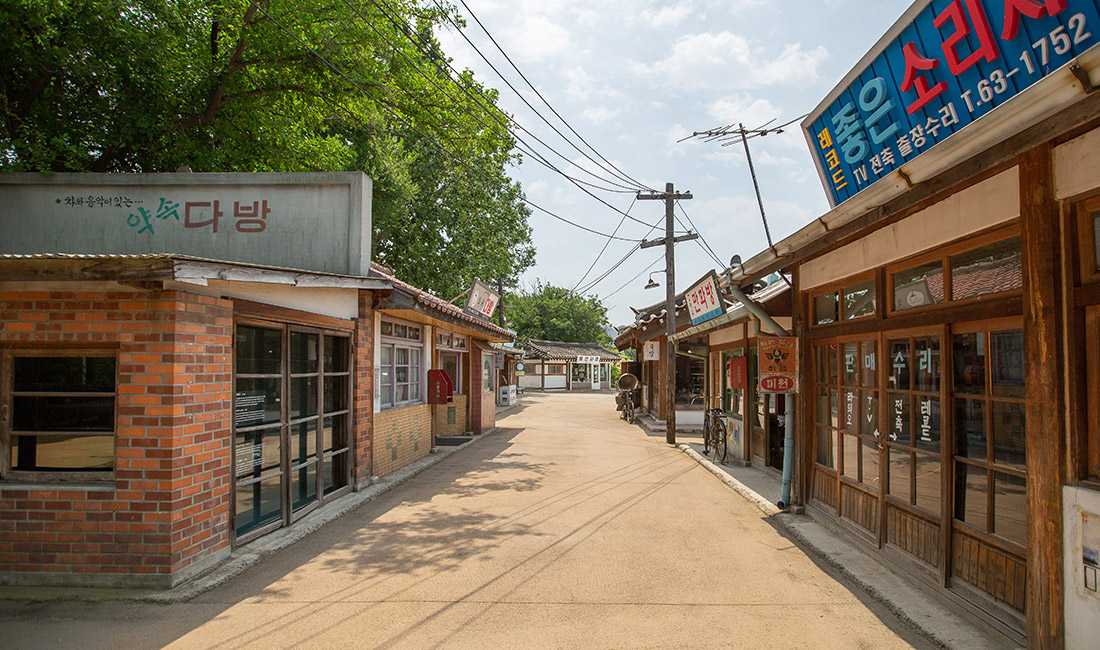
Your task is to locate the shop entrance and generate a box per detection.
[232,322,352,544]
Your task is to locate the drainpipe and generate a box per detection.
[725,283,797,511]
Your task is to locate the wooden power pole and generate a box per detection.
[639,183,695,444]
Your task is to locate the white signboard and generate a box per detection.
[576,355,601,364]
[0,172,372,276]
[643,340,661,361]
[464,279,500,320]
[686,271,727,326]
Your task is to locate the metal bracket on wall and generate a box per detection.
[1071,61,1098,94]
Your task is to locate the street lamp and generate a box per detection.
[644,270,664,290]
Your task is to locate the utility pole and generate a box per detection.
[639,183,695,445]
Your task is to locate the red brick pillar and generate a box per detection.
[353,290,374,486]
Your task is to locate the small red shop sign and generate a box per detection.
[759,375,796,393]
[726,356,747,390]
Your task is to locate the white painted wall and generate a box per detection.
[545,375,567,390]
[165,279,360,319]
[800,168,1020,290]
[1055,126,1100,200]
[1064,485,1100,649]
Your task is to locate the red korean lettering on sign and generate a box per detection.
[185,201,222,233]
[234,200,270,233]
[934,0,1000,76]
[1002,0,1068,39]
[900,43,948,115]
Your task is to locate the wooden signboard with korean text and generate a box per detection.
[758,337,797,394]
[464,279,499,320]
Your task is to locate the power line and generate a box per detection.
[353,0,639,196]
[600,255,664,301]
[251,2,644,244]
[451,0,655,193]
[570,196,636,294]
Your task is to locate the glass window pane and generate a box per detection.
[11,434,113,471]
[860,341,877,388]
[888,340,911,390]
[955,398,987,460]
[889,448,911,502]
[291,460,318,511]
[324,376,348,413]
[235,378,281,427]
[236,326,282,375]
[843,389,859,434]
[290,376,317,419]
[396,384,408,403]
[844,280,876,319]
[13,395,114,432]
[235,476,282,537]
[396,347,409,365]
[381,385,394,406]
[323,451,348,496]
[289,420,318,465]
[992,401,1026,470]
[827,344,838,385]
[994,472,1027,546]
[394,324,407,338]
[381,321,393,337]
[289,332,318,375]
[843,433,860,480]
[889,393,911,447]
[324,336,349,373]
[893,262,944,311]
[408,326,421,341]
[829,389,839,429]
[380,345,392,367]
[861,391,878,439]
[843,343,859,386]
[862,437,880,490]
[322,415,348,454]
[816,426,833,467]
[990,330,1025,399]
[816,388,830,427]
[234,427,281,479]
[814,292,839,325]
[955,462,988,531]
[914,452,942,514]
[953,333,986,396]
[915,397,940,453]
[14,356,115,392]
[914,337,941,392]
[951,237,1022,301]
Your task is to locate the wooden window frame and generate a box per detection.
[809,270,879,328]
[232,318,354,546]
[546,364,565,375]
[379,317,425,410]
[1,348,118,484]
[885,225,1022,317]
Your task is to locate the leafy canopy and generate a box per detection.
[0,0,534,298]
[508,283,613,346]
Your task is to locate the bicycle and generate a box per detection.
[703,406,728,464]
[615,373,638,425]
[620,391,635,424]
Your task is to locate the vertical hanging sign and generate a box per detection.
[758,337,798,393]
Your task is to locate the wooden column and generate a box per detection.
[1020,143,1066,650]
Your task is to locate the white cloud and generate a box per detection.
[641,2,695,28]
[581,106,621,125]
[632,31,829,90]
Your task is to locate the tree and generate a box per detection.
[0,0,534,296]
[508,283,613,346]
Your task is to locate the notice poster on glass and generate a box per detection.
[234,390,266,428]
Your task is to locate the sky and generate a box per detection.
[435,0,912,328]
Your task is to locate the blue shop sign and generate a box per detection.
[806,0,1100,207]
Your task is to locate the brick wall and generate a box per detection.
[353,290,374,487]
[433,394,468,437]
[0,288,232,587]
[372,404,431,477]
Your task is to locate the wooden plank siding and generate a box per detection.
[886,504,941,568]
[951,528,1027,613]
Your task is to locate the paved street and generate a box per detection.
[0,392,934,650]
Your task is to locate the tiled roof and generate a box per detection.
[370,262,513,340]
[523,340,620,361]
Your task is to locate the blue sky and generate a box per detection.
[436,0,911,327]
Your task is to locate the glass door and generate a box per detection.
[233,322,352,544]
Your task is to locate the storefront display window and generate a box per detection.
[234,323,351,542]
[813,275,876,325]
[952,328,1027,547]
[886,333,942,514]
[950,237,1022,302]
[676,336,706,406]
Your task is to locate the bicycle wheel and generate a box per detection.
[702,414,712,454]
[625,402,634,424]
[711,418,728,464]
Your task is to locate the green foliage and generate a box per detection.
[508,283,613,346]
[0,0,534,296]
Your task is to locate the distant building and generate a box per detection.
[518,340,620,391]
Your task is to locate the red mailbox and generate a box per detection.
[726,356,747,390]
[427,369,454,404]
